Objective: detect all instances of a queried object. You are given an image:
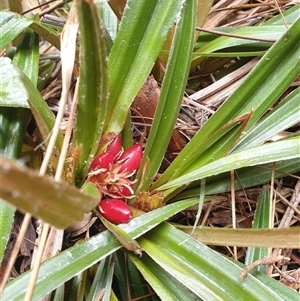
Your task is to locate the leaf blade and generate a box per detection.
[159,137,300,191]
[72,0,109,184]
[0,156,99,228]
[105,0,185,134]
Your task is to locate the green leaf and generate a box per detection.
[195,25,285,55]
[152,113,251,190]
[192,50,266,58]
[0,57,63,150]
[178,158,300,198]
[0,201,14,265]
[13,28,39,85]
[97,1,118,52]
[113,252,130,300]
[87,255,114,301]
[245,186,270,273]
[0,11,33,50]
[105,0,185,135]
[1,198,199,300]
[159,137,300,191]
[0,107,30,156]
[137,0,196,190]
[29,20,61,50]
[0,57,30,108]
[193,5,300,61]
[0,10,60,50]
[0,28,39,265]
[114,251,148,300]
[128,252,199,301]
[72,0,108,184]
[156,15,300,189]
[265,5,300,25]
[141,223,299,300]
[207,17,300,132]
[0,156,99,228]
[232,87,300,151]
[177,225,299,248]
[66,270,87,301]
[100,216,142,255]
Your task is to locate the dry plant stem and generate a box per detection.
[273,264,300,285]
[40,78,79,274]
[41,227,64,264]
[272,180,300,259]
[274,187,300,217]
[204,0,250,28]
[39,5,78,177]
[235,171,252,212]
[196,26,277,42]
[44,0,78,260]
[21,0,72,16]
[55,76,79,180]
[24,223,50,301]
[0,213,31,294]
[21,0,57,15]
[230,170,238,261]
[24,5,79,300]
[226,8,276,26]
[273,0,289,29]
[190,58,259,104]
[201,201,213,226]
[215,1,291,11]
[40,0,73,17]
[94,289,105,301]
[239,255,290,281]
[183,97,215,115]
[267,163,276,276]
[278,180,300,226]
[125,253,132,301]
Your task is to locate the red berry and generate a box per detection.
[118,144,143,173]
[106,135,122,160]
[98,199,132,224]
[120,185,133,197]
[89,152,114,171]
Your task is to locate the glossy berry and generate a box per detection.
[89,152,114,171]
[106,135,122,160]
[118,144,143,173]
[120,185,133,197]
[98,199,132,224]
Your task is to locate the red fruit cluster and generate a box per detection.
[88,135,142,224]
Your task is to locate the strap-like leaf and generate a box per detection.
[1,198,199,300]
[137,0,196,190]
[72,0,109,185]
[160,137,300,191]
[141,223,299,300]
[104,0,186,135]
[155,16,300,189]
[0,156,99,228]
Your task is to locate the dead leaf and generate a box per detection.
[132,76,186,153]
